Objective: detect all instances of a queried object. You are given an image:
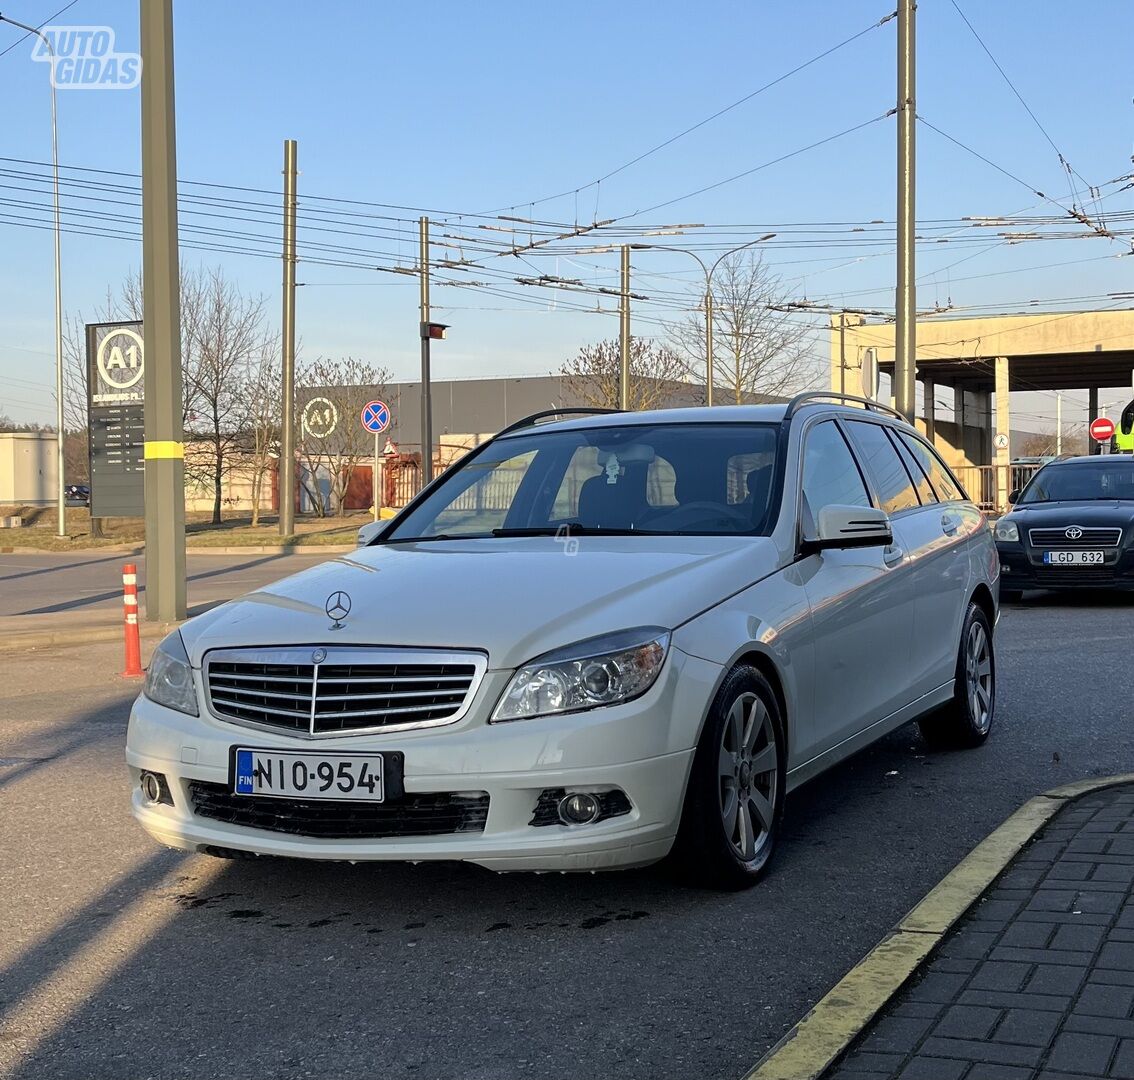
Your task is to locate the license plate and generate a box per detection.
[233,748,385,801]
[1043,550,1104,565]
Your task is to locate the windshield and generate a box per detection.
[384,422,780,540]
[1019,461,1134,503]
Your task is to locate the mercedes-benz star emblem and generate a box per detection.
[325,591,351,630]
[311,648,327,664]
[1065,526,1084,540]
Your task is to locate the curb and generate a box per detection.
[1,620,182,653]
[741,773,1134,1080]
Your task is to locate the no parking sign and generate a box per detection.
[361,401,391,434]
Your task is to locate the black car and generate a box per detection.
[995,455,1134,599]
[64,484,90,507]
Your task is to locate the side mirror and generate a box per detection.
[807,505,893,551]
[1007,489,1020,504]
[357,517,394,546]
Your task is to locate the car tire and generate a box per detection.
[918,601,995,750]
[1000,589,1022,603]
[672,665,786,890]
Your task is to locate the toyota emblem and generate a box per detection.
[325,591,352,630]
[1065,526,1084,541]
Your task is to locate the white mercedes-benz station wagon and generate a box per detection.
[128,394,999,887]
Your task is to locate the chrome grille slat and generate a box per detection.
[209,696,312,720]
[207,670,314,685]
[312,701,465,720]
[210,685,314,704]
[314,689,469,703]
[316,674,472,685]
[204,647,486,737]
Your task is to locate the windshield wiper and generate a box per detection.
[490,524,646,537]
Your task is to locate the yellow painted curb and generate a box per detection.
[741,775,1134,1080]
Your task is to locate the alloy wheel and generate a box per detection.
[718,692,778,861]
[966,621,993,733]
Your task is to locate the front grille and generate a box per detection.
[188,781,489,839]
[204,647,486,737]
[1028,527,1122,548]
[1033,566,1117,585]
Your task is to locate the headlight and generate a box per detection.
[994,520,1019,542]
[143,631,199,716]
[492,627,670,722]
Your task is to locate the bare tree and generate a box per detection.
[668,253,819,402]
[1016,429,1087,458]
[296,356,391,517]
[560,337,691,411]
[244,338,281,527]
[181,269,271,524]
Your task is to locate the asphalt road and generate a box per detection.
[2,593,1133,1080]
[0,551,336,618]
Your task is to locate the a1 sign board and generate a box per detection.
[1090,416,1115,442]
[86,321,145,517]
[361,400,391,434]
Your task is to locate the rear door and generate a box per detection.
[796,418,917,760]
[895,429,984,693]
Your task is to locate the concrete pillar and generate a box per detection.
[995,356,1011,512]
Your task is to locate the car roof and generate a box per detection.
[1043,455,1134,466]
[496,401,908,438]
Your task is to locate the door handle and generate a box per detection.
[941,513,961,535]
[883,544,905,567]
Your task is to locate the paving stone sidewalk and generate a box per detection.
[828,784,1134,1080]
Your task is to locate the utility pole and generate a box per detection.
[838,310,847,396]
[894,0,917,422]
[1056,393,1063,456]
[278,139,298,537]
[419,216,433,484]
[619,245,631,409]
[139,0,186,621]
[0,15,65,536]
[704,288,715,406]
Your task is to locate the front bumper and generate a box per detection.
[997,543,1134,591]
[126,647,721,872]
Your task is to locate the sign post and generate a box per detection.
[361,400,392,521]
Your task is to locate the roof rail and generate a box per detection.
[784,392,906,422]
[496,407,623,437]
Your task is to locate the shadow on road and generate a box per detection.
[13,555,302,616]
[0,553,130,586]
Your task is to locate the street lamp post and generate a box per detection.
[0,14,65,536]
[631,235,775,406]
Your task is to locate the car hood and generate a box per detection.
[1005,501,1134,530]
[179,536,781,670]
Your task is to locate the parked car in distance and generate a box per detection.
[64,484,90,507]
[128,395,998,888]
[996,454,1134,598]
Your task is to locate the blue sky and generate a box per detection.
[2,0,1134,432]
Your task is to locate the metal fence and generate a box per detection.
[954,464,1042,513]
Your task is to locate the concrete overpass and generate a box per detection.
[829,309,1134,508]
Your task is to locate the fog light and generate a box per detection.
[140,770,169,805]
[558,792,601,825]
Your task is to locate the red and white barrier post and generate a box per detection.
[122,563,143,678]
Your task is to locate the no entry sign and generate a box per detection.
[1090,417,1115,442]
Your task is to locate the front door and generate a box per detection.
[796,419,917,761]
